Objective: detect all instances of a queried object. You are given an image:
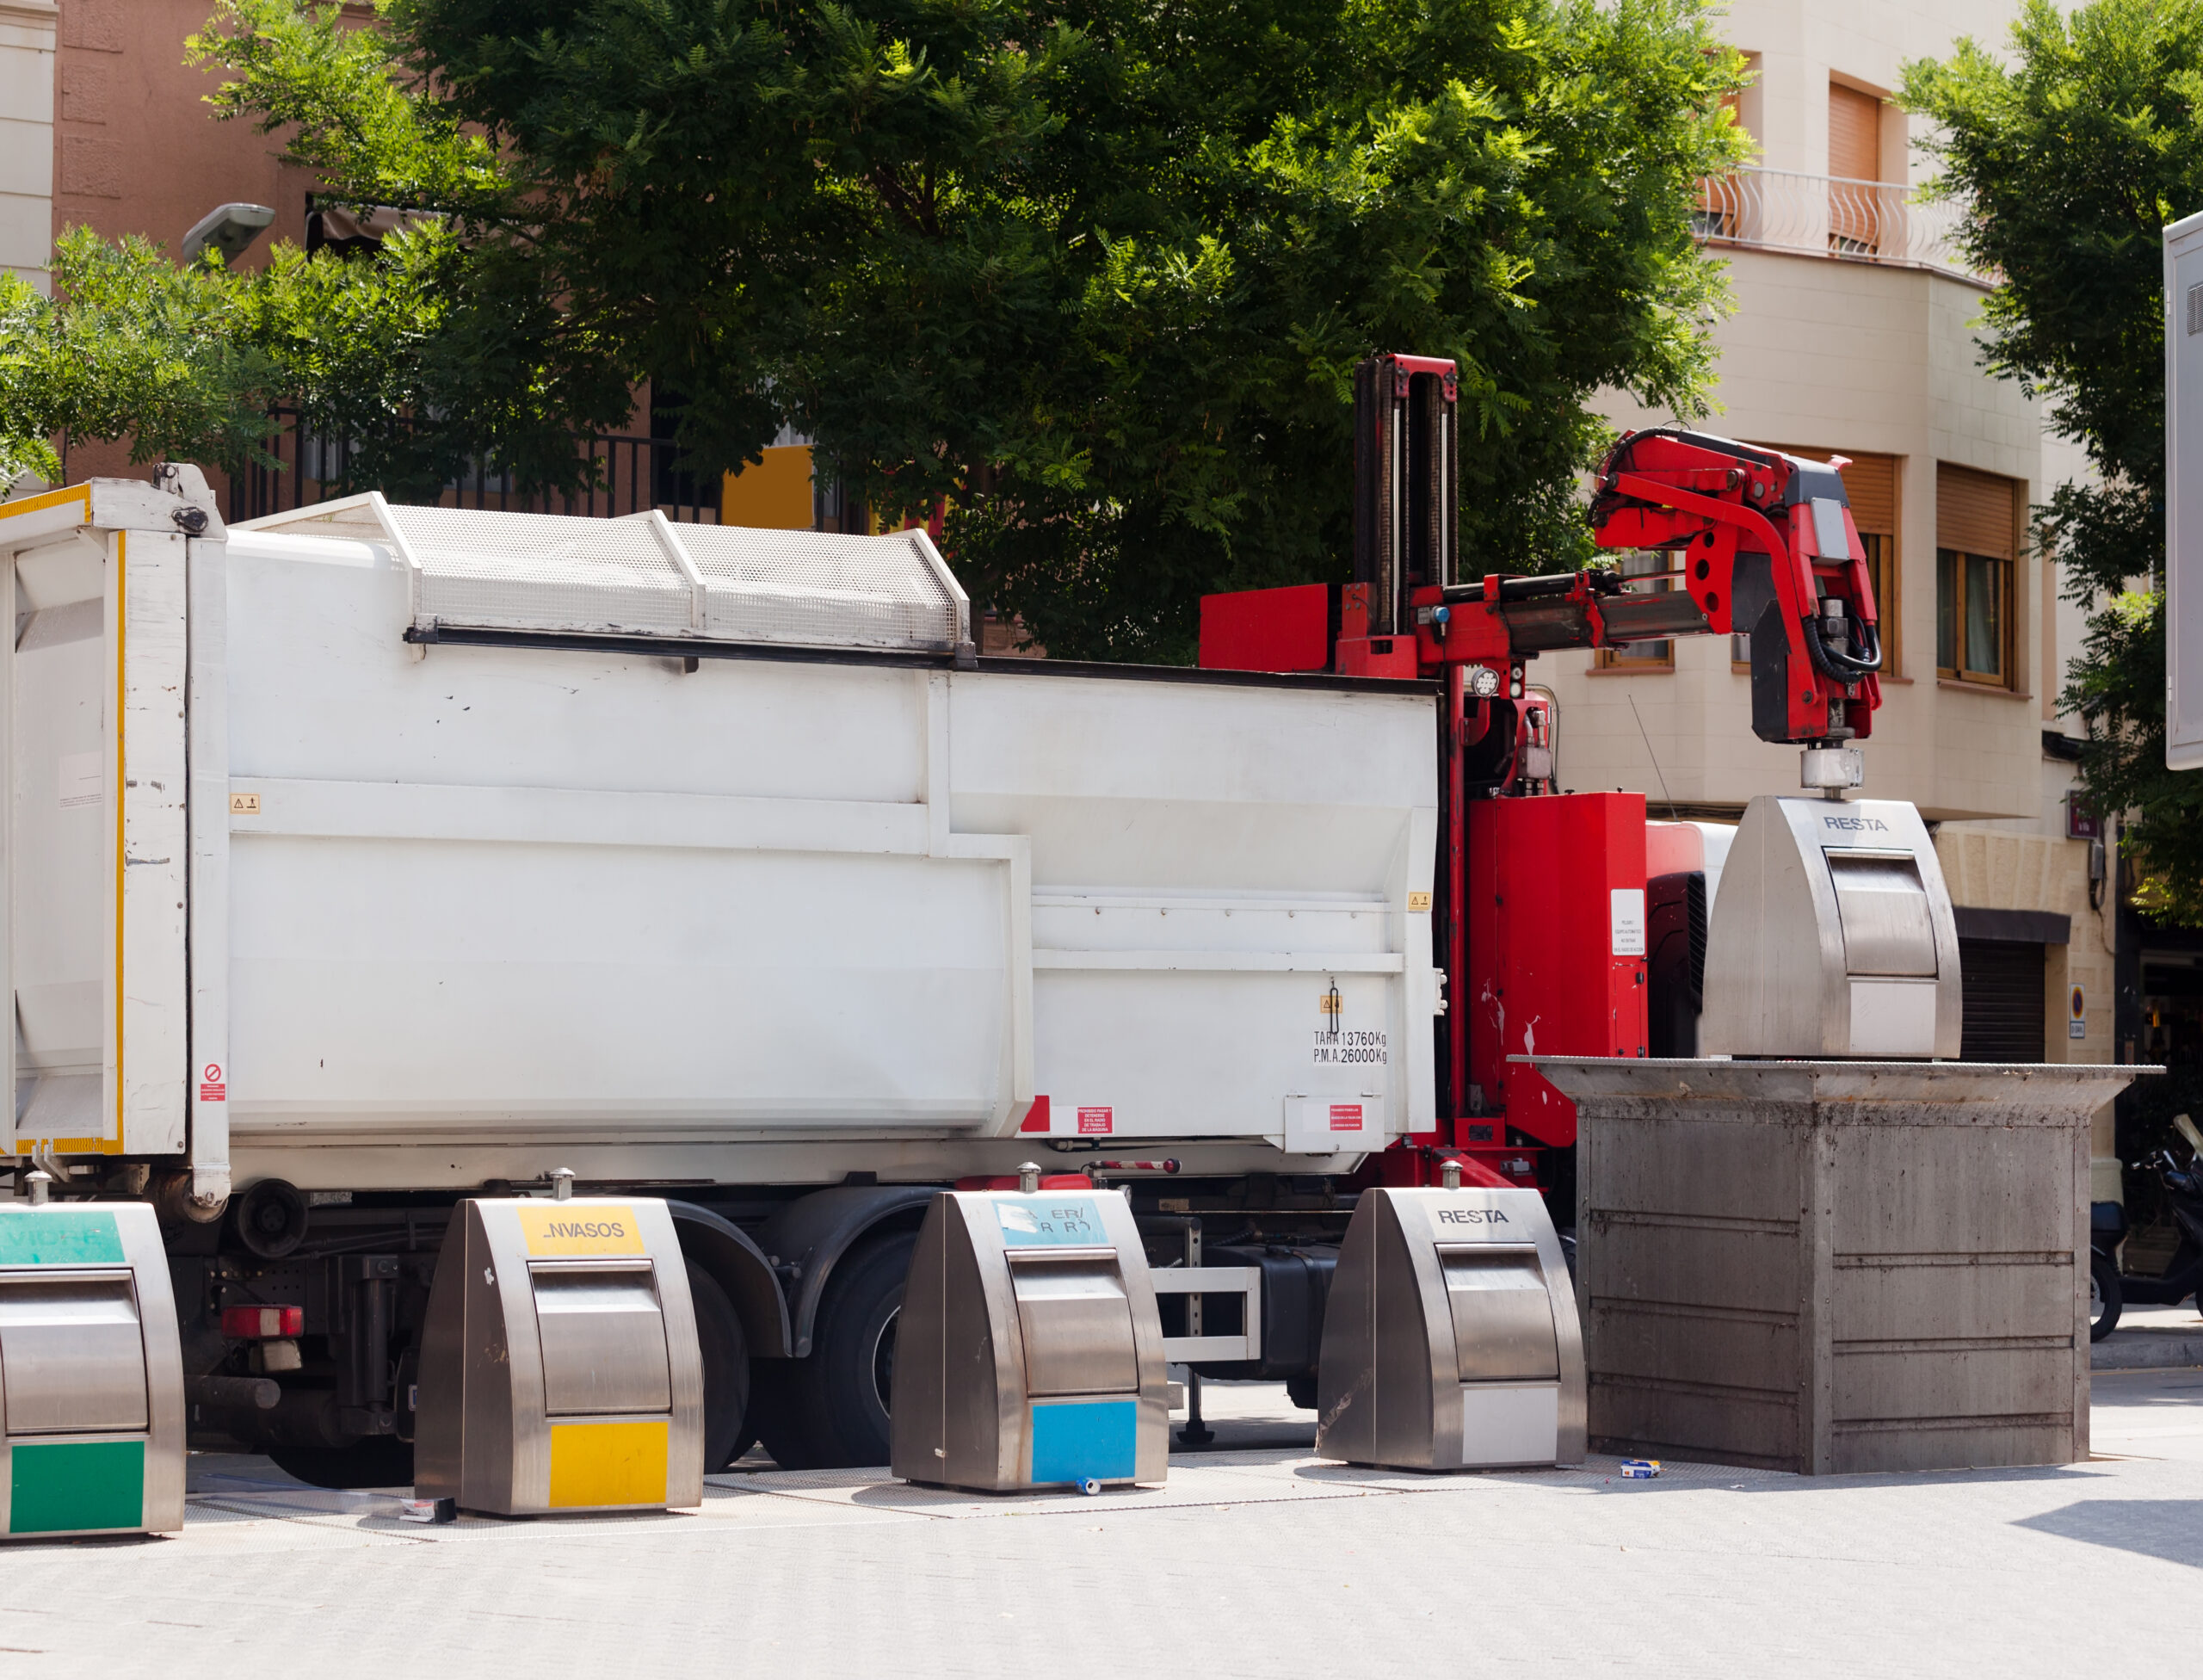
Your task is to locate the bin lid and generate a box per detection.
[238,496,969,653]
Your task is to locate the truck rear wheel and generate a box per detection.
[768,1230,914,1468]
[689,1261,752,1472]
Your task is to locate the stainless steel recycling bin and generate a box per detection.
[892,1185,1169,1492]
[414,1195,705,1516]
[0,1195,184,1538]
[1316,1184,1585,1471]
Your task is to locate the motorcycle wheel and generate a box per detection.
[2089,1252,2122,1343]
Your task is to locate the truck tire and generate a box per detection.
[689,1261,752,1472]
[774,1230,914,1468]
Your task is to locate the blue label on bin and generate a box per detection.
[1030,1400,1137,1485]
[995,1198,1107,1247]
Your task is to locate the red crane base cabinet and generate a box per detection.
[1462,792,1648,1153]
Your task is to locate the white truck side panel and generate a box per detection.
[201,528,1437,1178]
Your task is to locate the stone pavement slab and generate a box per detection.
[0,1379,2194,1677]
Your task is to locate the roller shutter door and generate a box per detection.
[1936,463,2020,559]
[1830,85,1882,183]
[1958,938,2046,1061]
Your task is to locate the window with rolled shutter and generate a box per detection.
[1829,85,1882,182]
[1829,84,1885,252]
[1936,463,2021,685]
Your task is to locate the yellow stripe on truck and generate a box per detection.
[0,484,91,522]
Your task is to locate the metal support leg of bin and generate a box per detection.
[1178,1371,1213,1448]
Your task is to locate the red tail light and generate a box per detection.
[221,1305,304,1338]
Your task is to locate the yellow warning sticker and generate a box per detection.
[518,1203,646,1257]
[1407,891,1432,912]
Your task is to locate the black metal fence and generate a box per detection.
[227,410,722,527]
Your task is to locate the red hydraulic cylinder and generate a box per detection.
[1464,792,1649,1148]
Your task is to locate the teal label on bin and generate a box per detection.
[9,1439,145,1534]
[0,1210,124,1267]
[996,1198,1107,1248]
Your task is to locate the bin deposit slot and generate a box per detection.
[1438,1246,1558,1384]
[1824,850,1937,977]
[0,1272,148,1435]
[528,1262,672,1417]
[1009,1255,1138,1397]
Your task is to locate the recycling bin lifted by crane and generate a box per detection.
[0,1186,184,1538]
[414,1194,705,1516]
[892,1181,1170,1492]
[1316,1177,1585,1471]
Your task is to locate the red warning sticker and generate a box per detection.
[1076,1106,1114,1135]
[1330,1103,1363,1132]
[199,1062,226,1103]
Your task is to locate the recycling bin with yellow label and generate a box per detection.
[0,1197,185,1538]
[412,1195,704,1516]
[891,1185,1169,1492]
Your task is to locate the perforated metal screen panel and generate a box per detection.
[682,524,965,650]
[408,507,696,637]
[240,497,969,652]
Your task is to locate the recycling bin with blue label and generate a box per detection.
[891,1181,1168,1492]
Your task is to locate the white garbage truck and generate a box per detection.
[0,469,1439,1481]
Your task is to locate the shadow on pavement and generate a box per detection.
[2015,1499,2203,1568]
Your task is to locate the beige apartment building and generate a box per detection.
[1570,0,2122,1182]
[0,0,53,294]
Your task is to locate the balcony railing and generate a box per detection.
[1693,167,1986,283]
[226,409,722,527]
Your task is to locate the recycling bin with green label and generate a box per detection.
[0,1197,185,1538]
[891,1183,1169,1492]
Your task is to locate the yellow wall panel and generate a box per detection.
[721,446,814,530]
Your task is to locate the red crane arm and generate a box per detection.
[1406,428,1884,746]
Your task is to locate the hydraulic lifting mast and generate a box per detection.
[1200,351,1888,1183]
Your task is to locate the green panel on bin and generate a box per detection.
[9,1440,145,1534]
[0,1211,125,1267]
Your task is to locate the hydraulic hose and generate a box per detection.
[1805,615,1883,682]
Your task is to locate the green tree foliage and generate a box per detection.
[188,0,1743,658]
[0,224,627,504]
[1904,0,2203,922]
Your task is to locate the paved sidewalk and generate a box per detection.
[5,1374,2199,1678]
[2094,1301,2203,1370]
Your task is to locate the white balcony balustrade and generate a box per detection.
[1692,167,1987,283]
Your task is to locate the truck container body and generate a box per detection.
[3,485,1439,1198]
